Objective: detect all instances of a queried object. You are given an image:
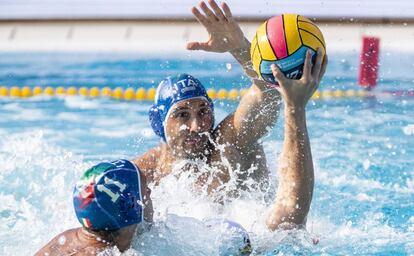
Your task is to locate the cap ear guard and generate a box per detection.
[149,105,166,141]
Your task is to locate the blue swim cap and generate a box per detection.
[73,159,144,231]
[149,73,214,142]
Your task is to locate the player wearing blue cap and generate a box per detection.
[35,159,253,255]
[35,159,153,255]
[134,2,281,194]
[35,1,327,253]
[135,0,327,229]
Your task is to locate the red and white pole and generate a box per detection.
[359,36,380,90]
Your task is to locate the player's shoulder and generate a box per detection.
[134,146,161,168]
[132,146,162,182]
[213,111,265,152]
[34,228,80,256]
[212,112,237,145]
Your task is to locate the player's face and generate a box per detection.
[164,98,214,158]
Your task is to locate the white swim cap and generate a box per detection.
[204,218,252,256]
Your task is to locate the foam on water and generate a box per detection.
[0,131,84,254]
[64,96,101,110]
[1,97,413,255]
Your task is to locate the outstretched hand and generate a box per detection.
[187,0,249,53]
[271,49,328,109]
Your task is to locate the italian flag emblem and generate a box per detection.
[82,218,92,228]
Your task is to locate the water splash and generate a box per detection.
[1,54,413,255]
[0,130,86,255]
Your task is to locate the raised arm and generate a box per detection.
[266,49,327,230]
[187,0,281,149]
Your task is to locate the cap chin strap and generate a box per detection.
[162,96,211,145]
[131,162,144,223]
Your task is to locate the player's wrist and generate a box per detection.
[284,103,306,115]
[229,38,250,58]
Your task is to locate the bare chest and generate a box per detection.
[154,144,265,185]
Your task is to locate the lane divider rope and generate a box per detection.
[0,86,412,101]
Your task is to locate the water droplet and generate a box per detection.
[58,235,66,245]
[137,200,144,207]
[403,124,414,135]
[363,159,370,170]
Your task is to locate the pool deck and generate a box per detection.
[0,21,413,53]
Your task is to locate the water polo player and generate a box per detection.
[35,159,153,255]
[133,0,282,194]
[134,0,327,229]
[35,159,252,255]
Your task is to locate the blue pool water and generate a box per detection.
[0,52,413,255]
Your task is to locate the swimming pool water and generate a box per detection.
[0,52,413,255]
